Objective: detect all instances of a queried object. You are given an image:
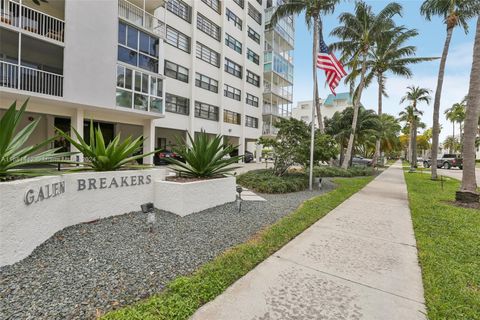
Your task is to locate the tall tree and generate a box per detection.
[400,86,432,171]
[420,0,480,180]
[457,17,480,203]
[270,0,340,133]
[331,1,402,169]
[364,27,437,166]
[445,102,466,150]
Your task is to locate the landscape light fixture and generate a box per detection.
[141,202,156,232]
[236,185,243,212]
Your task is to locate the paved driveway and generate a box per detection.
[436,167,480,186]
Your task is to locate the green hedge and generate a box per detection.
[236,169,308,193]
[313,166,374,177]
[102,176,374,320]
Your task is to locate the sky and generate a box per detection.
[292,0,477,141]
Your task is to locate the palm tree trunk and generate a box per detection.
[452,121,455,140]
[412,121,418,169]
[408,125,413,163]
[457,17,480,202]
[373,75,383,167]
[431,27,454,180]
[342,53,368,169]
[315,17,325,133]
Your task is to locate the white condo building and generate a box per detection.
[293,92,353,127]
[262,0,293,137]
[0,0,265,162]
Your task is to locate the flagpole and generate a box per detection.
[309,17,320,191]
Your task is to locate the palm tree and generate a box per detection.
[363,27,437,165]
[420,0,480,180]
[270,0,339,133]
[444,102,466,147]
[331,1,402,169]
[457,17,480,203]
[400,86,432,171]
[378,114,402,156]
[443,136,460,153]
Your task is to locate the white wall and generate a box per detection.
[0,169,167,266]
[63,0,117,108]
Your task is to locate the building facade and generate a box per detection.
[262,0,293,137]
[293,92,353,127]
[0,0,264,162]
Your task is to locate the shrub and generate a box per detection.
[236,169,308,193]
[0,100,73,179]
[168,131,241,178]
[56,120,154,171]
[313,165,374,177]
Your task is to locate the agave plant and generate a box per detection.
[0,100,73,179]
[167,131,242,178]
[56,120,156,171]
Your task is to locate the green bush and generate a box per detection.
[313,165,374,177]
[236,169,308,193]
[168,131,241,178]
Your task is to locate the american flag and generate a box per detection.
[316,33,347,95]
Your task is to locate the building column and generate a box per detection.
[256,144,262,163]
[238,137,245,162]
[71,109,84,162]
[143,119,155,165]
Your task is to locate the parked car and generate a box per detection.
[352,156,373,167]
[244,151,254,163]
[423,154,463,169]
[154,149,183,165]
[229,149,254,163]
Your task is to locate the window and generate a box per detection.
[225,58,242,78]
[224,110,241,125]
[165,26,191,53]
[195,101,219,121]
[246,70,260,87]
[116,65,163,113]
[166,93,189,115]
[225,33,242,54]
[233,0,244,9]
[224,84,241,101]
[118,22,159,73]
[246,93,259,107]
[245,115,259,128]
[164,60,189,83]
[201,0,220,13]
[195,73,218,93]
[197,13,221,41]
[166,0,192,22]
[226,8,242,30]
[196,42,220,67]
[247,26,260,44]
[248,3,262,25]
[247,48,259,64]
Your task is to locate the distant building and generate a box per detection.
[292,92,352,127]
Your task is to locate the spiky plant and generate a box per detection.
[56,120,155,171]
[0,100,73,179]
[167,131,241,178]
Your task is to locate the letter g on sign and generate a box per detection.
[24,189,35,205]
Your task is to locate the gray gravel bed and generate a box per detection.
[0,179,335,320]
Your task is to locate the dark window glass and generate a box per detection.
[127,26,138,49]
[118,46,138,65]
[118,22,126,45]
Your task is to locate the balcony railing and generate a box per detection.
[118,0,165,39]
[0,61,63,96]
[0,0,65,42]
[263,104,291,118]
[264,83,293,102]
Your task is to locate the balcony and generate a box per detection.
[263,104,291,118]
[264,7,294,50]
[118,0,165,39]
[0,60,63,96]
[0,0,65,43]
[264,83,293,103]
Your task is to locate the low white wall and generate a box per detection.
[154,177,236,217]
[0,168,167,267]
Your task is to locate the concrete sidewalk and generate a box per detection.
[191,162,426,320]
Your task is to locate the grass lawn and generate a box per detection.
[102,176,374,320]
[403,172,480,320]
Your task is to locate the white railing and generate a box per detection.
[0,0,65,42]
[118,0,165,39]
[264,83,293,102]
[0,61,63,96]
